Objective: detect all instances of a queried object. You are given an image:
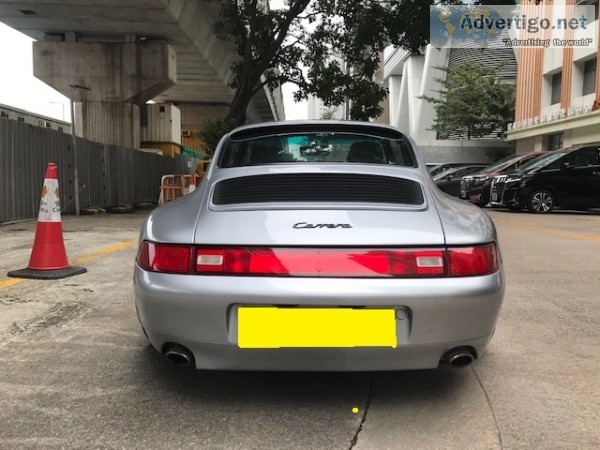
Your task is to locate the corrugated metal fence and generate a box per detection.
[0,119,198,222]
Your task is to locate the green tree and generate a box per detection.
[197,117,236,157]
[320,109,337,120]
[422,65,515,140]
[205,0,440,126]
[206,0,525,126]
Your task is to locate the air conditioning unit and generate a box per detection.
[181,129,191,137]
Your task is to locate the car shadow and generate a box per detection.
[134,345,469,405]
[489,208,600,216]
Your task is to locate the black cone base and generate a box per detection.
[7,266,87,280]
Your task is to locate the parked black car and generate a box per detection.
[460,153,541,206]
[434,165,488,197]
[490,146,600,213]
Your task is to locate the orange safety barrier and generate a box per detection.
[197,159,212,175]
[159,174,199,205]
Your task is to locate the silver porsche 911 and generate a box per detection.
[134,121,504,371]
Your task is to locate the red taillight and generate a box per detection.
[139,242,500,278]
[137,242,191,274]
[195,248,447,277]
[448,244,500,277]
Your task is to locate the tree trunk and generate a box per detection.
[225,67,263,127]
[226,89,250,127]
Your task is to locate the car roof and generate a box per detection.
[438,164,486,174]
[227,120,408,141]
[488,153,539,174]
[433,165,486,179]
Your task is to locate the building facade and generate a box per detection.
[384,45,516,163]
[0,102,70,133]
[307,96,346,120]
[507,0,600,153]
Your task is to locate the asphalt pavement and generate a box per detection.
[0,209,599,449]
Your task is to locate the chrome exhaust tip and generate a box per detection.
[163,344,194,367]
[442,348,475,368]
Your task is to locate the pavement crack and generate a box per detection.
[2,302,88,340]
[348,373,375,450]
[472,366,504,450]
[0,295,30,305]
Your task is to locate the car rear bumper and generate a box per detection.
[142,331,493,371]
[134,267,504,371]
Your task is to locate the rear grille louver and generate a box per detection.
[212,174,424,206]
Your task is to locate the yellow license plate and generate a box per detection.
[238,307,397,349]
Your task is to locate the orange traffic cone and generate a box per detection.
[8,163,86,280]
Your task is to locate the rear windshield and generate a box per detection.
[218,132,418,168]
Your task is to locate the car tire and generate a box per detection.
[527,189,555,214]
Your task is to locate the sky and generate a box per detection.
[0,22,70,121]
[0,21,307,122]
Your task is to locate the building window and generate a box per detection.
[551,72,562,105]
[0,111,8,118]
[583,58,597,96]
[140,106,148,127]
[547,133,563,151]
[17,117,25,122]
[58,126,64,132]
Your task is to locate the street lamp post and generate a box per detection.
[69,84,91,216]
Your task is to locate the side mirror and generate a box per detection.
[562,161,572,170]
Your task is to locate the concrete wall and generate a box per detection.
[177,104,229,127]
[176,103,230,153]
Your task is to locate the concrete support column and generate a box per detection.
[373,51,389,124]
[75,102,140,150]
[33,41,176,148]
[560,0,576,110]
[404,56,425,139]
[389,75,407,132]
[596,15,600,104]
[419,47,448,141]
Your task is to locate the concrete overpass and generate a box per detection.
[0,1,284,148]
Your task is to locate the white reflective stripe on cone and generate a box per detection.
[38,179,62,222]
